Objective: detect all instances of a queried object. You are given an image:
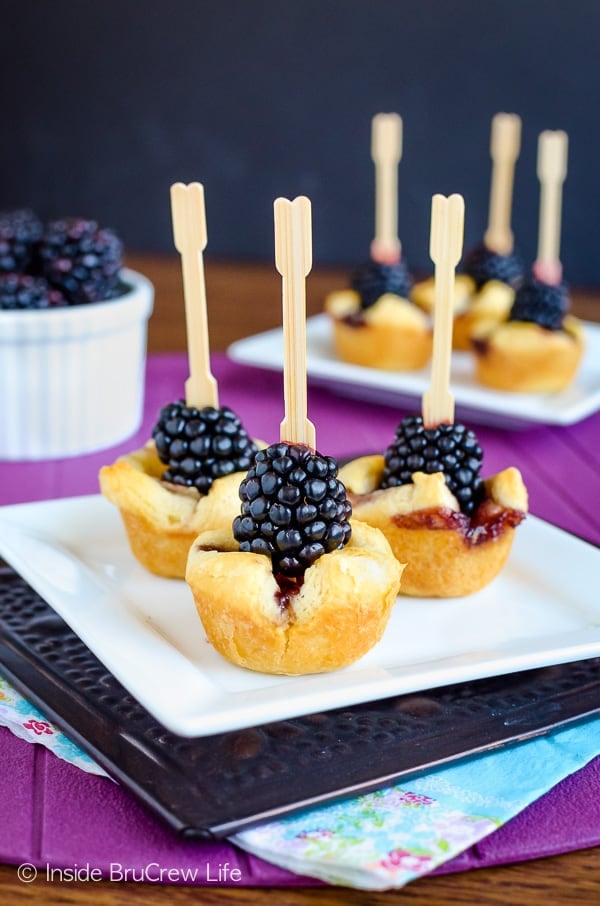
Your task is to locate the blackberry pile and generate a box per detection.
[0,209,43,274]
[351,258,412,308]
[233,442,352,577]
[381,415,484,515]
[462,242,523,290]
[38,218,123,305]
[0,209,124,309]
[152,401,258,496]
[0,274,66,311]
[508,277,568,331]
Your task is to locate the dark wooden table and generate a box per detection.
[136,253,600,356]
[1,253,598,905]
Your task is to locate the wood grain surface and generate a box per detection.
[1,848,599,904]
[133,252,600,355]
[2,253,599,904]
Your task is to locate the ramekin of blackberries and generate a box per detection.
[0,209,153,460]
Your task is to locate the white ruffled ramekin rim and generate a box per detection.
[0,268,154,460]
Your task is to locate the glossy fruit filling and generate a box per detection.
[274,573,304,613]
[391,497,525,546]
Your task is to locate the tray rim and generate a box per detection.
[1,561,599,838]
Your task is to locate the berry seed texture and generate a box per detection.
[153,401,259,496]
[233,442,353,577]
[381,415,484,515]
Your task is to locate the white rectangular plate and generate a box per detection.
[228,315,600,428]
[0,495,598,738]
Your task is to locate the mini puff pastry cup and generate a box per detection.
[186,520,404,675]
[99,442,247,578]
[471,315,585,392]
[411,275,514,351]
[338,456,528,598]
[324,290,432,370]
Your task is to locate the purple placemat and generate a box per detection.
[1,728,598,883]
[1,353,599,546]
[0,729,313,885]
[1,352,599,881]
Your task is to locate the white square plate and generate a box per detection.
[0,495,598,738]
[228,315,600,428]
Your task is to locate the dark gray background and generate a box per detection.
[2,1,598,284]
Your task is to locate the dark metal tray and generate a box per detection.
[0,562,598,839]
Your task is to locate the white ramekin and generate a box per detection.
[0,268,154,460]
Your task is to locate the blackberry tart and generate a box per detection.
[99,402,260,579]
[338,416,528,598]
[324,258,432,371]
[412,112,524,349]
[323,113,431,372]
[411,248,521,352]
[471,276,584,392]
[471,129,584,392]
[185,442,403,675]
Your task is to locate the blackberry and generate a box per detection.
[381,415,484,515]
[0,209,43,274]
[0,273,66,310]
[462,242,523,290]
[508,277,568,331]
[351,258,412,308]
[38,217,124,305]
[152,401,258,495]
[233,442,352,577]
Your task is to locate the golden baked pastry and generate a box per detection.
[185,440,404,675]
[324,290,432,370]
[412,275,514,351]
[338,454,528,598]
[100,400,261,578]
[472,314,585,393]
[186,519,403,675]
[99,442,248,578]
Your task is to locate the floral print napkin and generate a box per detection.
[1,671,598,890]
[0,673,108,778]
[234,719,600,888]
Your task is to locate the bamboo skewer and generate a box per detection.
[422,194,465,428]
[274,195,316,449]
[370,113,403,264]
[534,130,568,286]
[483,113,521,255]
[170,181,219,409]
